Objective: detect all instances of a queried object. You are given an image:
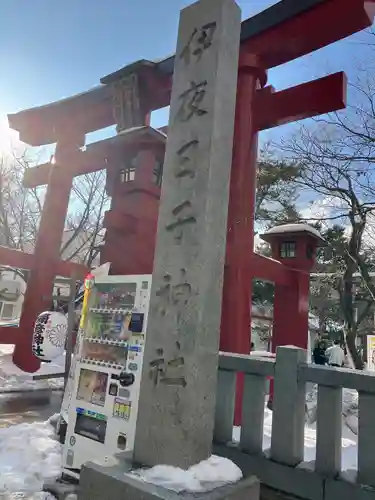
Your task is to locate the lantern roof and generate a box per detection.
[260,223,327,246]
[85,126,167,155]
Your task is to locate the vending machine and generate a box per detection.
[61,274,152,473]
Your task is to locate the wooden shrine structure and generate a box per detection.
[3,0,375,421]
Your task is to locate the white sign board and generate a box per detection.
[367,335,375,371]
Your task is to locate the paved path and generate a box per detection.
[0,390,63,428]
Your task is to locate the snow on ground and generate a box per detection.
[0,403,358,499]
[132,386,359,493]
[232,399,358,472]
[134,455,242,493]
[0,356,360,498]
[0,345,65,392]
[0,398,359,497]
[4,494,57,499]
[0,418,61,499]
[304,384,359,471]
[306,384,359,435]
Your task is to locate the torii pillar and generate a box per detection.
[13,131,87,372]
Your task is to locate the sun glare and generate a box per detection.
[0,116,22,156]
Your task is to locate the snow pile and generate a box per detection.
[306,384,359,436]
[0,344,15,356]
[342,388,359,435]
[304,387,358,471]
[0,349,65,392]
[5,493,56,499]
[47,414,60,429]
[0,420,61,497]
[0,382,360,498]
[250,351,275,358]
[134,455,242,493]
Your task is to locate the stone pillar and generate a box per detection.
[133,0,241,469]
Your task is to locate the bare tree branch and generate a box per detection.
[276,63,375,368]
[0,150,109,285]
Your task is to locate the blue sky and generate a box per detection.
[0,0,371,148]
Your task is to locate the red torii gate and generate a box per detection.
[218,0,373,423]
[0,132,88,375]
[5,0,374,389]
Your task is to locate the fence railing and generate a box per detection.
[214,346,375,499]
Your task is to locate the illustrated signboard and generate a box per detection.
[367,335,375,371]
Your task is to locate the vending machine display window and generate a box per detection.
[81,341,128,366]
[76,369,108,407]
[86,310,134,341]
[74,409,107,444]
[95,283,137,310]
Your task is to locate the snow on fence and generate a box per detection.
[214,346,375,500]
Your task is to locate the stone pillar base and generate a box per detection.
[79,460,259,500]
[43,478,79,500]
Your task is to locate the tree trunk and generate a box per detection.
[346,329,364,369]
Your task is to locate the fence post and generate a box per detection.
[214,369,236,444]
[270,346,306,466]
[315,385,342,476]
[357,391,375,487]
[240,374,267,454]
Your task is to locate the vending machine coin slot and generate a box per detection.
[108,383,118,396]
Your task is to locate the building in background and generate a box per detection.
[251,303,319,360]
[0,228,101,320]
[0,269,24,320]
